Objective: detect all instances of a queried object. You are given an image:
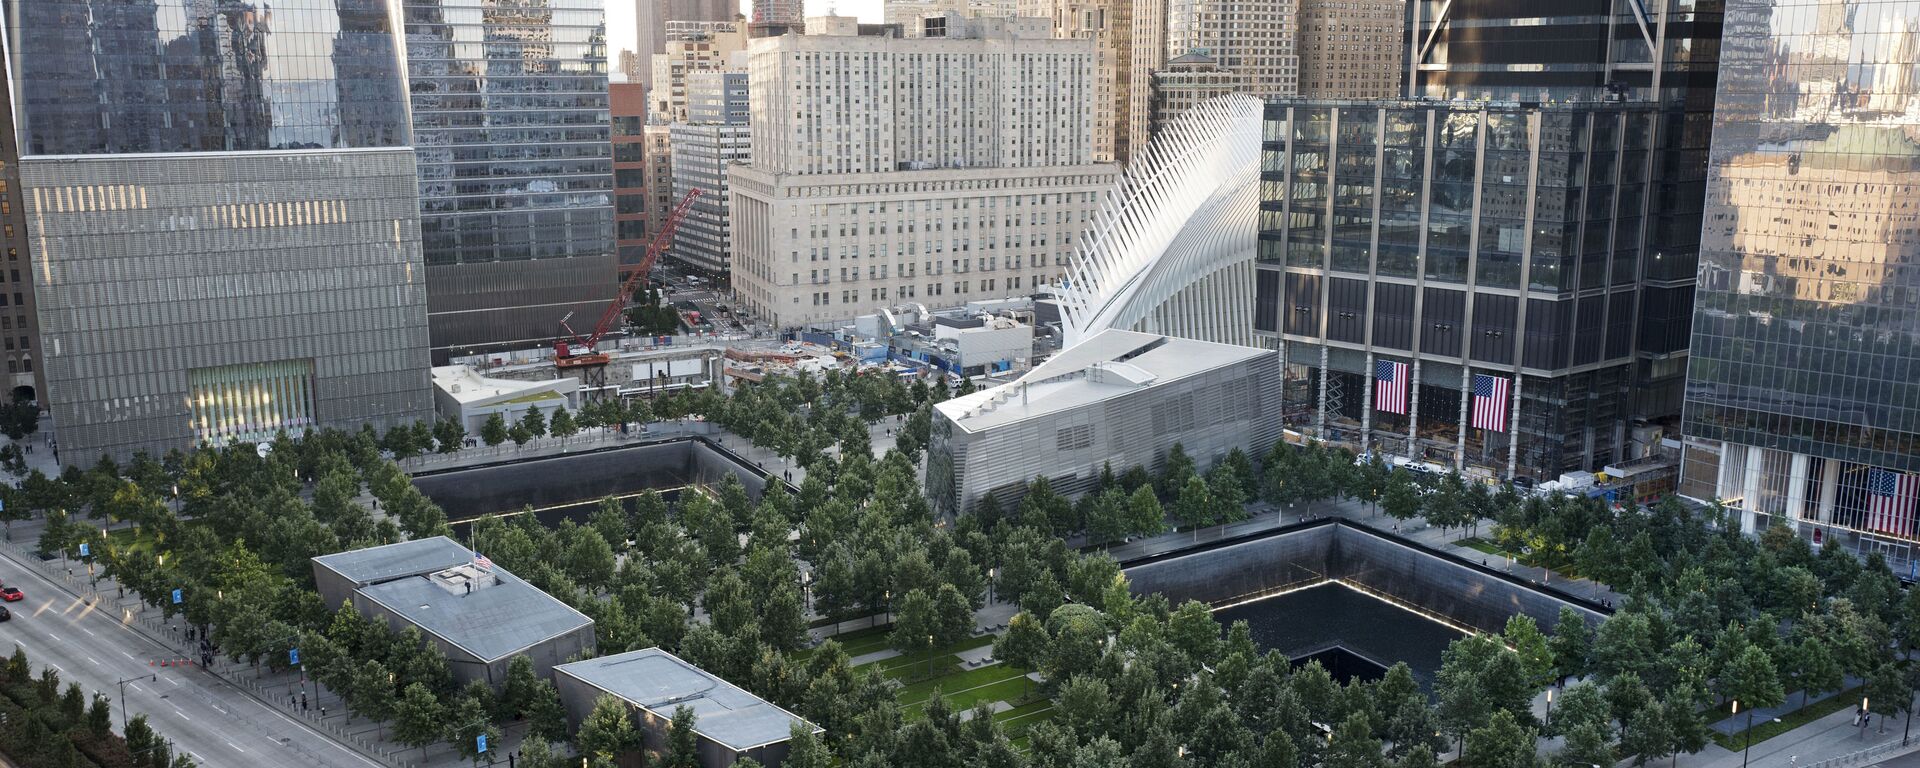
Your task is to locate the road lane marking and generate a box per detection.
[86,657,96,665]
[174,709,190,721]
[81,627,94,637]
[226,741,244,752]
[120,650,135,660]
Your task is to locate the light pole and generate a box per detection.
[1734,699,1755,768]
[1545,687,1554,735]
[116,675,155,731]
[1861,696,1871,740]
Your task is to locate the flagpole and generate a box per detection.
[1455,367,1471,473]
[1505,373,1522,482]
[1360,352,1375,459]
[1406,360,1421,460]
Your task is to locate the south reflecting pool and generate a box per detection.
[1212,582,1467,690]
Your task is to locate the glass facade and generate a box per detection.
[1259,101,1664,481]
[2,0,411,155]
[1681,0,1920,545]
[403,0,614,266]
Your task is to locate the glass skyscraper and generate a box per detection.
[1682,0,1920,551]
[1,0,433,463]
[403,0,616,362]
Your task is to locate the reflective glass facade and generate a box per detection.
[404,0,616,360]
[2,0,411,155]
[1259,101,1667,482]
[1681,0,1920,545]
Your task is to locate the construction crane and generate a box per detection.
[553,188,703,390]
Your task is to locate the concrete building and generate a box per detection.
[755,0,807,27]
[890,0,1021,33]
[877,308,1037,378]
[2,0,433,464]
[670,73,753,283]
[0,71,39,403]
[929,329,1280,515]
[1128,0,1171,162]
[1150,53,1245,137]
[554,648,822,768]
[1679,0,1920,553]
[1166,0,1298,94]
[650,21,750,124]
[730,16,1120,328]
[313,537,595,686]
[1024,0,1133,163]
[1295,0,1403,99]
[430,366,581,435]
[635,0,739,91]
[406,0,616,363]
[612,84,659,276]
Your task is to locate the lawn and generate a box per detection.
[794,624,893,661]
[1455,536,1581,577]
[1710,688,1862,751]
[900,665,1038,717]
[1456,537,1505,557]
[998,700,1057,751]
[868,634,997,679]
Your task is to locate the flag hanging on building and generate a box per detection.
[1374,360,1409,415]
[1868,468,1919,539]
[1471,373,1511,432]
[472,552,494,571]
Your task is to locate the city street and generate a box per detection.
[0,542,387,768]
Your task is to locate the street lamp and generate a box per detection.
[115,675,155,731]
[1862,696,1871,740]
[1545,687,1554,735]
[1733,699,1756,768]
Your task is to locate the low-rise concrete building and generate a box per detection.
[431,365,580,434]
[312,537,594,686]
[929,329,1280,515]
[554,648,822,767]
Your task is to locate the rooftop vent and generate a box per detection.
[428,563,501,596]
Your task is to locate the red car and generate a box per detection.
[0,587,22,602]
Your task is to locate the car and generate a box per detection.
[0,605,10,621]
[0,586,22,602]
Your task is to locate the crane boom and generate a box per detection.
[555,188,703,365]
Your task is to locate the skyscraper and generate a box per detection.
[670,72,753,282]
[1,0,433,463]
[755,0,807,27]
[635,0,740,91]
[1681,0,1920,546]
[1025,0,1133,163]
[404,0,616,362]
[1295,0,1403,99]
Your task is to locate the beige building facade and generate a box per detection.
[1295,0,1404,99]
[650,21,751,124]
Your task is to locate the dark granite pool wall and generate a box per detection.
[1120,520,1607,635]
[413,438,771,520]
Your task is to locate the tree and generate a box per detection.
[784,722,834,768]
[1550,606,1594,684]
[480,413,507,448]
[349,659,396,737]
[525,680,569,741]
[666,704,702,768]
[1127,485,1166,538]
[0,398,39,440]
[549,407,578,442]
[1504,614,1555,688]
[1721,646,1785,733]
[393,682,444,752]
[500,655,540,718]
[432,418,466,454]
[1558,723,1615,768]
[1172,475,1214,532]
[577,693,638,762]
[1326,711,1388,768]
[891,589,940,676]
[521,404,548,438]
[1464,710,1540,768]
[933,583,975,648]
[1383,478,1421,522]
[1158,443,1196,498]
[1786,637,1842,709]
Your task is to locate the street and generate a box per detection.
[0,544,386,768]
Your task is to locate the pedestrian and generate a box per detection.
[302,693,309,712]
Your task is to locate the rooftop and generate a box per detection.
[431,365,578,407]
[317,537,593,663]
[934,329,1267,432]
[555,648,822,751]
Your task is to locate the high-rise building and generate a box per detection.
[612,84,656,275]
[1680,0,1920,545]
[1025,0,1132,163]
[0,72,41,405]
[1149,53,1245,136]
[891,0,1020,33]
[730,16,1120,328]
[755,0,807,27]
[1166,0,1299,93]
[1295,0,1403,99]
[635,0,739,91]
[1259,100,1685,482]
[1,0,433,463]
[670,72,753,282]
[1128,0,1170,161]
[404,0,616,363]
[650,21,751,124]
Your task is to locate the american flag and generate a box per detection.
[1374,360,1409,415]
[1868,468,1919,539]
[472,552,494,571]
[1471,374,1511,432]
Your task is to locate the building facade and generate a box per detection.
[1295,0,1403,99]
[1025,0,1133,163]
[1259,100,1680,482]
[2,0,433,463]
[670,72,753,282]
[929,330,1281,516]
[0,73,39,403]
[612,84,655,276]
[634,0,739,91]
[1165,0,1299,95]
[730,17,1120,328]
[649,21,751,124]
[755,0,807,27]
[1680,0,1920,550]
[404,0,616,362]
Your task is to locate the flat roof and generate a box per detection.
[312,537,471,586]
[319,538,593,663]
[934,329,1267,433]
[556,648,821,752]
[431,365,578,407]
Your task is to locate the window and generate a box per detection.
[614,143,647,163]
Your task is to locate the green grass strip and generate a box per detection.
[1710,687,1863,752]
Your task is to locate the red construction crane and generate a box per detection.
[554,188,703,373]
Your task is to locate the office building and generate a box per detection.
[929,330,1281,515]
[1405,0,1722,106]
[1129,0,1171,161]
[1259,100,1683,482]
[612,84,657,275]
[313,538,595,686]
[755,0,807,27]
[555,648,823,768]
[1166,0,1298,94]
[729,17,1120,328]
[0,73,39,404]
[405,0,616,363]
[635,0,739,91]
[892,0,1021,33]
[1,0,433,464]
[1679,0,1920,546]
[650,21,751,124]
[671,73,753,282]
[1296,0,1403,99]
[1024,0,1133,162]
[1150,53,1245,137]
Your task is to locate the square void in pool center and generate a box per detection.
[1211,582,1465,689]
